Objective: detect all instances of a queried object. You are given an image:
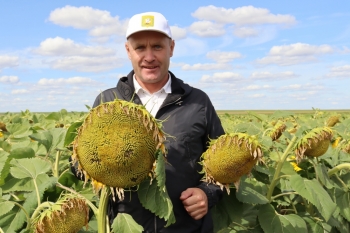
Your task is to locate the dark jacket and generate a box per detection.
[89,71,225,232]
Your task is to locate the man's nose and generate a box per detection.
[144,48,155,62]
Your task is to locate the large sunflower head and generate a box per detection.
[71,99,166,200]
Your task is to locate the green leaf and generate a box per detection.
[233,122,263,135]
[6,120,32,138]
[0,140,11,152]
[248,111,268,122]
[269,110,295,120]
[289,175,337,221]
[315,163,335,189]
[29,130,52,152]
[155,151,166,189]
[64,121,83,147]
[0,200,15,217]
[1,205,24,232]
[45,112,61,121]
[327,208,350,233]
[334,187,350,221]
[236,176,269,204]
[9,147,35,159]
[280,161,297,176]
[212,190,242,232]
[0,150,10,185]
[302,214,332,233]
[138,151,175,226]
[111,213,144,233]
[260,135,273,151]
[1,176,34,193]
[30,128,67,153]
[258,203,308,233]
[251,165,270,184]
[49,128,67,151]
[10,158,51,179]
[0,210,16,231]
[212,189,259,232]
[138,178,175,227]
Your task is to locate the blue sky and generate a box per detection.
[1,1,349,112]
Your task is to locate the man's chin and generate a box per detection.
[141,74,160,82]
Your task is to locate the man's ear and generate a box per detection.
[125,42,131,59]
[170,39,175,57]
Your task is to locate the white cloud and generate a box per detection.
[189,21,225,37]
[33,37,115,56]
[38,77,97,86]
[284,84,302,89]
[269,43,333,56]
[326,65,350,78]
[0,55,19,70]
[46,56,123,72]
[206,50,242,63]
[251,71,298,80]
[233,27,259,38]
[89,23,128,38]
[200,72,242,82]
[170,26,187,40]
[256,43,334,66]
[243,85,272,90]
[49,5,127,37]
[281,84,324,91]
[11,89,29,94]
[250,94,265,98]
[192,5,296,26]
[182,63,232,70]
[0,76,19,84]
[245,85,260,90]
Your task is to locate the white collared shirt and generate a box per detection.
[133,74,172,117]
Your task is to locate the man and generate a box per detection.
[93,12,225,232]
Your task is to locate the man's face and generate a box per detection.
[125,31,175,88]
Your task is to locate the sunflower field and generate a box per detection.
[0,108,350,233]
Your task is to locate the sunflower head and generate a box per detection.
[294,127,333,162]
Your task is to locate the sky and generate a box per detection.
[1,1,350,112]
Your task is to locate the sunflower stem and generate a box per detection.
[334,174,348,189]
[328,163,350,177]
[31,201,55,220]
[56,183,98,215]
[33,179,41,206]
[266,135,298,201]
[271,191,297,200]
[309,158,319,181]
[97,186,111,233]
[53,150,62,178]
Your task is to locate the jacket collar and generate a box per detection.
[116,70,192,104]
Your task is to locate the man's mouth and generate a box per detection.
[142,66,158,69]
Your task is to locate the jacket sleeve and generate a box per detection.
[197,96,225,209]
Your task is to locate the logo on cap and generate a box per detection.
[141,15,154,27]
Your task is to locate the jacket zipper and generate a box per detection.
[154,96,181,232]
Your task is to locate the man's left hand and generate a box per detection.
[180,188,208,220]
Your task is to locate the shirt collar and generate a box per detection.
[133,73,172,95]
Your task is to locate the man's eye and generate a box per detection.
[154,45,162,50]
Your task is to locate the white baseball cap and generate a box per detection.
[125,12,172,39]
